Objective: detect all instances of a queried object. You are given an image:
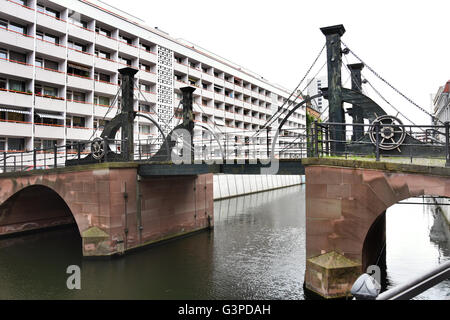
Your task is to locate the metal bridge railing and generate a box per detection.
[311,121,450,167]
[352,260,450,300]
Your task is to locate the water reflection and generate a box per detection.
[385,200,450,300]
[0,185,448,299]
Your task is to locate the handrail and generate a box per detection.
[376,261,450,300]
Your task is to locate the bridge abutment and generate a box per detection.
[303,158,450,298]
[0,164,214,257]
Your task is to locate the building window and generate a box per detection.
[37,31,59,45]
[37,4,60,19]
[35,84,58,97]
[95,26,111,37]
[72,116,86,128]
[119,56,132,66]
[94,72,111,83]
[8,138,24,151]
[140,43,151,51]
[139,104,151,113]
[67,90,86,102]
[119,34,132,45]
[68,40,87,52]
[8,22,27,35]
[95,49,111,60]
[67,63,90,78]
[9,79,25,92]
[94,96,110,106]
[68,11,88,29]
[8,50,26,63]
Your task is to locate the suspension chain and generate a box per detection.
[341,41,441,124]
[255,42,326,136]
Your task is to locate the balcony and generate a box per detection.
[1,0,35,23]
[174,62,188,74]
[234,113,244,122]
[224,111,234,120]
[68,24,94,43]
[0,119,32,137]
[36,11,66,34]
[36,39,66,60]
[214,92,224,101]
[188,67,201,79]
[66,127,93,140]
[0,90,32,108]
[35,67,65,85]
[139,70,157,83]
[234,99,244,108]
[200,89,213,100]
[94,105,118,119]
[224,96,234,105]
[136,90,156,104]
[35,123,64,139]
[95,33,117,50]
[0,27,34,51]
[67,100,93,116]
[140,50,157,64]
[94,56,117,71]
[201,73,214,83]
[35,95,65,113]
[94,80,119,96]
[174,80,188,90]
[67,74,93,91]
[0,58,33,79]
[68,49,93,66]
[118,41,138,56]
[243,88,252,96]
[224,80,234,90]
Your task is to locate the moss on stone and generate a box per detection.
[307,251,361,269]
[81,226,109,238]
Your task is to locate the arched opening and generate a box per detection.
[0,185,79,238]
[362,196,450,299]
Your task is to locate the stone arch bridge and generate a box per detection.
[303,158,450,298]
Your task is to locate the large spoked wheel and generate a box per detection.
[369,115,406,151]
[91,138,106,160]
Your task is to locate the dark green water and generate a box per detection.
[0,185,448,300]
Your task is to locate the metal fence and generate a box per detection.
[310,121,450,166]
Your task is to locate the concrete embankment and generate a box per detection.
[213,175,304,200]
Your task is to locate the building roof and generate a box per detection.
[443,80,450,94]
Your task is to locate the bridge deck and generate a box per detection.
[302,157,450,176]
[0,159,305,178]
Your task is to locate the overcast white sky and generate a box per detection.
[105,0,449,124]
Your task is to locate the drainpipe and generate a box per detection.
[136,174,143,244]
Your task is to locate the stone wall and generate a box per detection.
[213,175,304,200]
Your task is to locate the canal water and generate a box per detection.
[0,185,449,299]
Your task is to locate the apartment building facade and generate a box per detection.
[433,80,450,126]
[306,76,327,118]
[0,0,306,160]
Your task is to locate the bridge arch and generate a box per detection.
[0,184,81,238]
[304,160,450,298]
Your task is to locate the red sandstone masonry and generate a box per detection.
[0,166,213,257]
[305,162,450,298]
